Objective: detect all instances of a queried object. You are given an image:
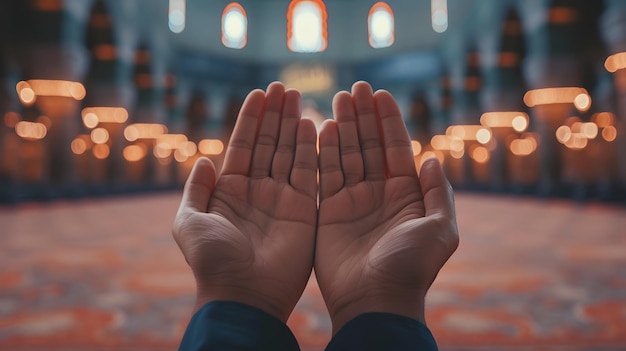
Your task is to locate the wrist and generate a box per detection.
[329,291,426,335]
[194,285,291,323]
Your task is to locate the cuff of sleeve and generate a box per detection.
[179,300,300,351]
[326,313,439,351]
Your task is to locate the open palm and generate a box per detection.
[316,82,459,333]
[173,83,317,322]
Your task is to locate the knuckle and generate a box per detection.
[256,133,277,146]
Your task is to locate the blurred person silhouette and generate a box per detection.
[173,81,459,350]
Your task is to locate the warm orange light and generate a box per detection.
[471,146,490,163]
[90,128,109,144]
[581,122,598,139]
[605,52,626,73]
[123,144,147,162]
[93,144,110,159]
[592,112,615,128]
[83,112,99,128]
[498,52,518,67]
[156,134,188,150]
[15,121,47,140]
[179,141,198,157]
[4,112,20,128]
[287,0,328,53]
[19,80,86,100]
[602,126,617,142]
[16,81,36,105]
[556,125,572,144]
[510,134,539,156]
[94,44,117,61]
[512,116,528,132]
[32,0,62,11]
[523,87,589,107]
[198,139,225,155]
[564,133,588,150]
[450,148,464,159]
[82,107,128,125]
[411,140,422,156]
[480,112,528,130]
[475,128,492,144]
[548,7,577,24]
[124,123,168,141]
[154,143,173,159]
[71,138,88,155]
[174,148,188,163]
[573,93,591,111]
[446,125,492,143]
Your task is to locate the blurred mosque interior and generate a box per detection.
[1,0,626,350]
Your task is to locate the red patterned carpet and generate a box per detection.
[1,192,625,350]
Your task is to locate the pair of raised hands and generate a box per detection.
[173,81,459,334]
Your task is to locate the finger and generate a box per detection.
[222,89,266,176]
[178,157,217,214]
[419,158,455,219]
[290,118,318,199]
[250,82,285,178]
[374,90,417,178]
[352,81,385,181]
[333,91,364,186]
[271,89,301,182]
[319,119,343,200]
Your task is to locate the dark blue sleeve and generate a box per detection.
[325,313,439,351]
[179,300,300,351]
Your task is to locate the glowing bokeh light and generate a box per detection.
[169,0,186,33]
[556,125,572,144]
[523,87,589,107]
[602,126,617,142]
[71,138,88,155]
[90,128,109,144]
[93,144,110,159]
[471,146,490,163]
[83,112,99,129]
[123,144,147,162]
[605,52,626,73]
[592,112,615,128]
[198,139,225,155]
[476,128,492,144]
[573,93,591,112]
[222,3,247,49]
[15,121,47,140]
[431,0,448,33]
[369,2,394,48]
[124,123,168,141]
[288,0,327,53]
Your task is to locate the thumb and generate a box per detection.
[418,157,455,219]
[178,157,217,214]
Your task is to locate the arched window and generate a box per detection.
[287,0,327,53]
[222,3,247,49]
[368,2,394,48]
[169,0,185,33]
[431,0,448,33]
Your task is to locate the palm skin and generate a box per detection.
[173,82,317,322]
[316,82,459,334]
